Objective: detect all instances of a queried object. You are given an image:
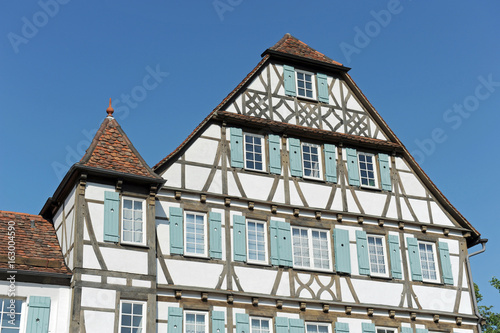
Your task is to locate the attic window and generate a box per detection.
[296,70,315,99]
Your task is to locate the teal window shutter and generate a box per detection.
[401,327,413,333]
[209,212,222,259]
[233,215,247,262]
[334,229,351,273]
[361,323,375,333]
[103,191,120,242]
[378,153,392,191]
[438,241,454,285]
[268,134,282,174]
[289,138,303,177]
[317,73,329,103]
[346,148,360,186]
[27,296,51,333]
[235,313,249,333]
[324,144,337,183]
[275,317,289,333]
[270,220,279,266]
[169,207,184,255]
[283,65,296,96]
[212,311,225,333]
[356,230,370,275]
[289,319,305,333]
[406,237,423,281]
[168,307,183,333]
[388,235,403,279]
[230,128,244,168]
[335,323,350,333]
[277,221,293,267]
[416,329,428,333]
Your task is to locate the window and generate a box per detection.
[0,298,22,332]
[358,152,378,187]
[302,143,322,179]
[418,241,439,282]
[367,235,389,277]
[120,301,145,333]
[376,328,397,333]
[122,197,145,245]
[292,227,331,271]
[306,323,330,333]
[244,133,265,171]
[184,212,207,257]
[247,220,268,263]
[251,317,271,333]
[296,70,315,99]
[185,311,207,333]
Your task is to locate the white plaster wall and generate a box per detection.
[272,64,284,97]
[166,260,223,288]
[354,191,386,216]
[459,291,473,315]
[238,173,276,201]
[85,182,114,201]
[81,287,116,309]
[345,191,361,214]
[100,247,148,274]
[299,182,332,209]
[246,68,267,93]
[430,201,455,227]
[87,201,104,242]
[408,198,431,223]
[413,285,456,313]
[351,279,403,306]
[185,165,211,191]
[399,172,427,198]
[395,157,411,172]
[275,271,290,297]
[184,137,219,165]
[84,311,115,333]
[339,278,355,303]
[234,267,277,295]
[162,162,182,187]
[64,185,76,210]
[201,123,221,139]
[83,244,101,269]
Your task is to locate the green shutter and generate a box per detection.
[235,313,249,333]
[416,329,428,333]
[209,212,222,259]
[275,317,289,333]
[233,215,246,262]
[401,327,413,333]
[168,307,183,333]
[378,153,392,191]
[230,128,244,168]
[169,207,184,255]
[289,138,303,177]
[356,230,370,276]
[334,229,351,274]
[388,235,403,279]
[438,241,454,285]
[103,191,120,242]
[324,144,337,183]
[317,73,329,103]
[335,323,350,333]
[270,220,279,266]
[289,319,305,333]
[407,237,422,281]
[268,134,282,174]
[27,296,51,333]
[346,148,360,186]
[212,311,225,333]
[361,323,375,333]
[277,221,293,267]
[283,65,296,96]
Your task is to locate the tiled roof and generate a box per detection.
[79,116,162,180]
[268,33,343,66]
[0,211,70,275]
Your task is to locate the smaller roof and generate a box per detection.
[0,211,71,275]
[265,33,344,67]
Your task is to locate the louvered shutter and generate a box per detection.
[212,311,225,333]
[324,144,337,183]
[401,327,413,333]
[289,138,303,177]
[169,207,184,255]
[346,148,360,186]
[235,314,249,333]
[335,323,350,333]
[317,73,329,103]
[389,235,403,279]
[289,319,305,333]
[103,191,120,242]
[361,323,375,333]
[283,65,296,96]
[230,128,244,168]
[416,329,428,333]
[277,221,293,267]
[233,215,246,262]
[438,241,454,285]
[407,237,423,281]
[379,153,392,191]
[270,220,279,266]
[356,230,370,275]
[334,229,351,273]
[168,307,183,333]
[27,296,51,333]
[209,212,222,259]
[268,134,282,174]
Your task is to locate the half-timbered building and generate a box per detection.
[0,34,484,333]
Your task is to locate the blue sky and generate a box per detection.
[1,0,499,309]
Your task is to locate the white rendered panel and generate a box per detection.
[83,244,101,269]
[227,171,240,197]
[166,260,223,288]
[238,173,275,201]
[400,199,414,221]
[346,93,364,112]
[185,165,211,191]
[299,182,332,209]
[185,138,219,165]
[340,277,355,303]
[162,162,182,187]
[100,247,148,274]
[88,201,104,242]
[247,70,266,92]
[202,123,221,139]
[355,191,386,216]
[345,191,361,214]
[276,271,290,297]
[234,267,277,295]
[408,198,431,223]
[351,279,403,306]
[413,285,456,312]
[430,201,455,226]
[85,182,114,201]
[272,179,285,203]
[395,157,411,172]
[459,291,473,314]
[84,311,115,333]
[81,287,116,309]
[399,172,427,198]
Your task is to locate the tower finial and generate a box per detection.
[106,98,114,117]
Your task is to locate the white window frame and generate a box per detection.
[246,219,268,264]
[250,317,272,333]
[295,69,316,100]
[306,322,331,333]
[0,297,23,332]
[184,211,208,257]
[121,196,146,246]
[291,226,332,272]
[184,310,208,333]
[367,234,389,278]
[417,240,440,283]
[301,142,323,180]
[358,152,379,188]
[119,300,147,333]
[376,327,398,333]
[243,133,266,172]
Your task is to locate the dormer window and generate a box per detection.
[122,197,145,245]
[296,70,315,99]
